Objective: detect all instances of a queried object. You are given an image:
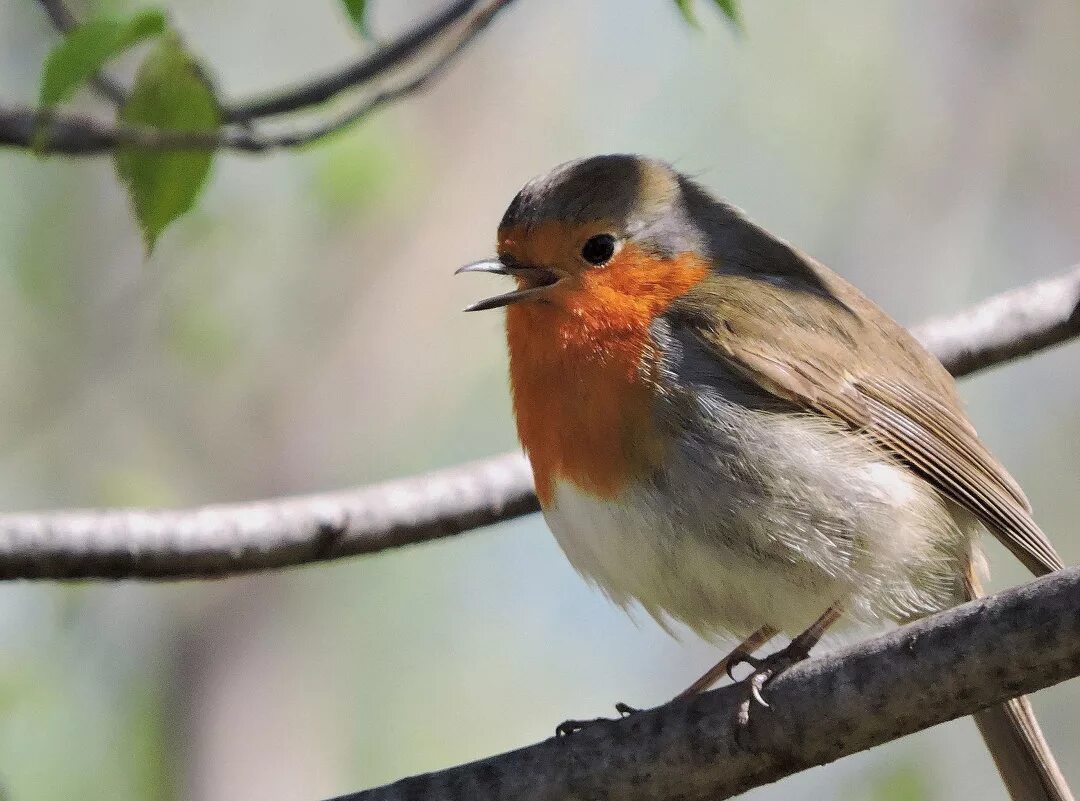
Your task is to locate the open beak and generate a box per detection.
[455,259,562,312]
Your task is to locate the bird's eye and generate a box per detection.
[580,234,617,266]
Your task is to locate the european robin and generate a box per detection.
[458,154,1071,801]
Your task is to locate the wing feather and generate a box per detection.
[676,284,1063,577]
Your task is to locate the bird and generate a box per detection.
[457,154,1072,801]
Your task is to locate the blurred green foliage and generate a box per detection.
[115,33,220,252]
[38,10,165,108]
[164,299,238,375]
[675,0,741,29]
[863,762,934,801]
[340,0,372,39]
[308,125,405,216]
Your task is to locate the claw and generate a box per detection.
[732,641,814,729]
[556,703,640,737]
[749,671,771,708]
[735,695,753,732]
[725,650,763,682]
[555,718,595,737]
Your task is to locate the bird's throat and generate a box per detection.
[505,248,707,505]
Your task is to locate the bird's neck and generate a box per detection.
[504,253,706,506]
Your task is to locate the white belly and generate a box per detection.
[538,406,980,640]
[544,478,828,638]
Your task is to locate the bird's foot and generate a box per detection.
[725,648,765,681]
[555,702,640,737]
[731,638,814,730]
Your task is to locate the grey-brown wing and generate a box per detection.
[694,329,1064,577]
[853,375,1062,576]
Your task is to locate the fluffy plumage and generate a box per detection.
[467,154,1070,801]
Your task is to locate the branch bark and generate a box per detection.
[916,265,1080,378]
[0,265,1075,581]
[326,565,1080,801]
[0,453,536,580]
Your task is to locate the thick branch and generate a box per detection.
[8,0,517,154]
[327,566,1080,801]
[0,453,536,580]
[916,265,1080,378]
[0,265,1076,580]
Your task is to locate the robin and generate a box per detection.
[457,154,1072,801]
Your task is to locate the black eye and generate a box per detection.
[580,234,616,266]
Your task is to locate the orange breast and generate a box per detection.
[505,244,708,506]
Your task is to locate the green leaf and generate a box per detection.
[674,0,699,27]
[114,33,220,253]
[673,0,742,30]
[712,0,741,27]
[864,763,933,801]
[341,0,373,38]
[38,10,166,108]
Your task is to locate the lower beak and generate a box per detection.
[455,259,562,312]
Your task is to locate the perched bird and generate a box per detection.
[458,155,1071,801]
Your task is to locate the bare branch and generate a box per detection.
[0,105,222,154]
[0,266,1075,581]
[221,0,484,122]
[218,0,518,149]
[325,566,1080,801]
[35,0,77,31]
[0,453,536,580]
[6,0,518,154]
[915,264,1080,378]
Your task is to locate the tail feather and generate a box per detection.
[974,700,1073,801]
[965,561,1074,801]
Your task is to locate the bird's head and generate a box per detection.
[457,154,712,315]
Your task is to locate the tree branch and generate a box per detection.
[916,265,1080,378]
[325,565,1080,801]
[221,0,484,122]
[0,453,536,580]
[0,265,1075,581]
[8,0,518,154]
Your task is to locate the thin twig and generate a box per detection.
[0,266,1075,581]
[2,0,518,154]
[0,104,218,153]
[221,0,483,122]
[35,0,77,30]
[325,566,1080,801]
[244,0,516,147]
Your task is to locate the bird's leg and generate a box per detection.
[735,603,843,727]
[673,625,779,700]
[557,626,781,737]
[617,626,779,719]
[556,613,837,737]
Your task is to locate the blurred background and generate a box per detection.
[1,0,1079,799]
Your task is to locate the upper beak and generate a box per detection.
[456,259,509,276]
[455,258,562,312]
